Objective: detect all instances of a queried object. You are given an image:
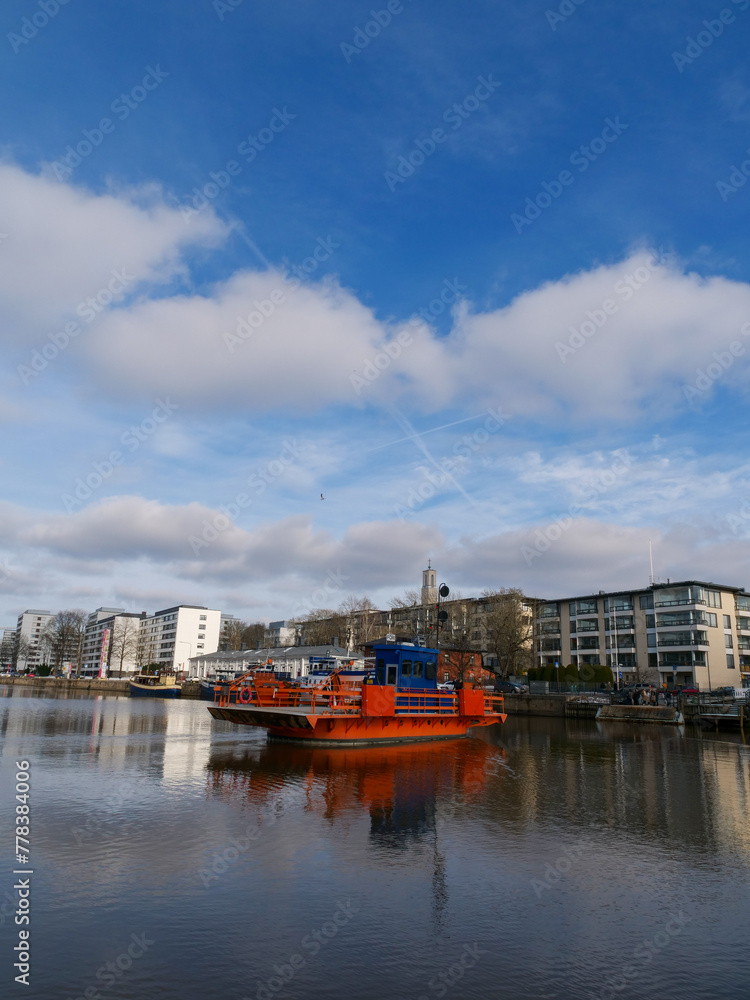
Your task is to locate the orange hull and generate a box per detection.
[207,703,507,744]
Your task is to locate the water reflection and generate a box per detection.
[0,688,748,1000]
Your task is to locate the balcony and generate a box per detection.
[657,636,709,647]
[654,598,706,608]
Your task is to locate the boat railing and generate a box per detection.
[484,693,506,715]
[395,690,458,715]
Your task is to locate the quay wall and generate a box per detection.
[502,694,570,717]
[1,676,130,694]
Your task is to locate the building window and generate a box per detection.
[723,615,731,629]
[725,634,733,648]
[197,644,204,650]
[727,654,735,669]
[576,599,598,615]
[706,590,722,608]
[640,594,654,610]
[200,615,207,620]
[707,613,718,627]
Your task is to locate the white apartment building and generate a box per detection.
[535,580,750,690]
[140,605,221,674]
[15,609,55,672]
[81,607,145,678]
[1,626,16,670]
[264,620,297,647]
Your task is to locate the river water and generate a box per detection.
[1,686,748,1000]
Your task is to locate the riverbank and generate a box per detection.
[1,676,130,694]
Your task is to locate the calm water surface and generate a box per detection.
[1,686,748,1000]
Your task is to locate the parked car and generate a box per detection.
[494,680,525,694]
[711,686,737,698]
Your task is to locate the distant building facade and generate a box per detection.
[188,644,361,680]
[264,620,297,647]
[535,580,750,690]
[139,605,221,674]
[81,608,144,677]
[15,609,54,672]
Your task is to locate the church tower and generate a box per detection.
[421,562,437,606]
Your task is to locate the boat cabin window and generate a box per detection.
[401,660,412,676]
[413,661,423,679]
[425,660,436,681]
[387,665,397,685]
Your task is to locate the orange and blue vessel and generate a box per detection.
[207,641,506,745]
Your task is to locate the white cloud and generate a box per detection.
[77,245,750,423]
[0,163,226,342]
[5,165,750,425]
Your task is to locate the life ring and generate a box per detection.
[239,686,252,704]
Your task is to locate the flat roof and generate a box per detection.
[540,580,747,604]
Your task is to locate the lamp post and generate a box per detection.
[436,583,450,649]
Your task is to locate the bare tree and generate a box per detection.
[388,589,421,609]
[222,618,248,651]
[41,610,87,676]
[338,595,384,648]
[10,633,31,671]
[108,618,140,677]
[241,622,266,649]
[134,626,158,670]
[482,588,536,679]
[290,609,348,647]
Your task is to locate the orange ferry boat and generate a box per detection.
[207,641,506,745]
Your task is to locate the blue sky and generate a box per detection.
[2,0,750,623]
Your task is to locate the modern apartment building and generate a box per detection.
[15,609,55,672]
[1,626,16,670]
[81,607,145,677]
[535,580,750,690]
[140,605,221,674]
